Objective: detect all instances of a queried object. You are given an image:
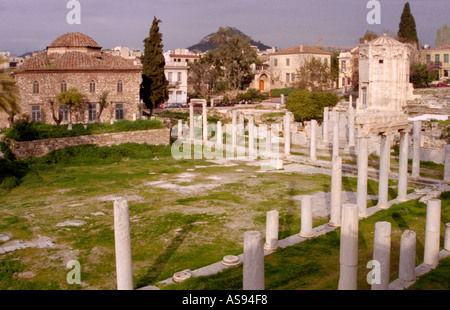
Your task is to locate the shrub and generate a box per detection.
[237,88,268,101]
[270,88,295,97]
[286,90,339,122]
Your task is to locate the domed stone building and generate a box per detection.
[5,32,142,127]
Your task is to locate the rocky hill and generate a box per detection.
[187,27,272,53]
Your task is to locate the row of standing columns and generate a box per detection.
[112,194,450,290]
[183,102,293,159]
[339,199,449,290]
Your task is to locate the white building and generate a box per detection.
[164,62,189,104]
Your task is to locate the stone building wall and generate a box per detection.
[10,128,170,160]
[10,69,141,128]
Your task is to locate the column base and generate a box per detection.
[411,174,420,180]
[358,212,368,219]
[376,204,389,210]
[396,197,408,202]
[264,243,278,251]
[283,154,291,159]
[299,231,315,238]
[328,221,341,227]
[309,157,317,161]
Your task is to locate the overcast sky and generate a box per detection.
[1,0,448,55]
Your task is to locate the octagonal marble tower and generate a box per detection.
[356,35,411,136]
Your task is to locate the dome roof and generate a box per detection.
[47,32,101,49]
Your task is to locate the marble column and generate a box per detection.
[248,117,256,159]
[357,137,369,218]
[424,199,441,267]
[323,107,329,143]
[178,119,183,139]
[310,119,317,161]
[216,121,223,148]
[232,110,237,151]
[329,156,342,227]
[397,131,409,201]
[399,230,416,283]
[338,203,359,290]
[284,114,291,157]
[349,95,353,109]
[299,195,315,238]
[411,121,421,179]
[266,125,272,157]
[377,134,390,210]
[445,223,450,251]
[264,210,279,251]
[189,102,194,143]
[371,221,391,290]
[444,145,450,182]
[348,107,355,147]
[202,102,208,143]
[332,111,339,166]
[243,231,264,290]
[114,198,133,290]
[239,113,245,137]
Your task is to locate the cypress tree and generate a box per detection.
[140,17,168,116]
[397,2,419,46]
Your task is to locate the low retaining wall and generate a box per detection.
[10,128,171,160]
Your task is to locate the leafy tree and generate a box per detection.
[359,30,379,43]
[208,27,260,91]
[187,55,220,99]
[397,2,419,46]
[140,17,168,116]
[97,90,109,122]
[294,57,332,92]
[410,63,433,88]
[56,88,82,124]
[0,56,20,122]
[435,24,450,48]
[286,89,338,122]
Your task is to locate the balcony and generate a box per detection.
[428,61,442,68]
[168,81,181,88]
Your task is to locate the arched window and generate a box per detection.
[61,80,67,93]
[32,81,39,94]
[117,80,123,93]
[89,80,96,93]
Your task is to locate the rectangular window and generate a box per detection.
[341,60,346,72]
[177,72,182,82]
[435,54,440,63]
[88,104,97,122]
[168,72,173,81]
[115,103,124,120]
[426,54,431,63]
[31,105,41,122]
[445,54,449,63]
[274,58,278,66]
[59,104,69,122]
[286,73,290,83]
[286,58,290,66]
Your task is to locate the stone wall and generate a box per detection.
[10,128,170,160]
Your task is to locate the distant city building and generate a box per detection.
[2,32,142,128]
[421,45,450,80]
[251,45,332,91]
[0,51,24,70]
[338,46,359,91]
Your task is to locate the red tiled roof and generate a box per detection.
[271,45,332,56]
[430,45,450,51]
[21,51,138,70]
[47,32,101,49]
